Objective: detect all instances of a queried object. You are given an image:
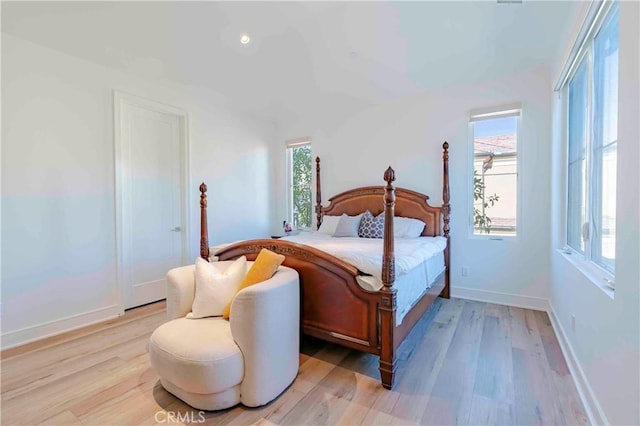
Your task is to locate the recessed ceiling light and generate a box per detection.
[240,34,251,45]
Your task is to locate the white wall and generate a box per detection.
[1,34,275,348]
[549,2,640,424]
[275,64,553,308]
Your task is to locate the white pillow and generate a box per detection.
[405,217,426,237]
[333,213,364,237]
[188,256,247,319]
[318,215,341,235]
[395,216,426,238]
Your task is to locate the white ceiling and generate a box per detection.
[2,1,582,123]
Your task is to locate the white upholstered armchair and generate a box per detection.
[149,262,300,410]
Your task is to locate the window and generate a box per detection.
[564,2,618,276]
[470,107,520,236]
[286,139,312,229]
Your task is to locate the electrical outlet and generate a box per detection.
[571,315,576,333]
[461,266,469,277]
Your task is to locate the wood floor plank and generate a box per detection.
[509,306,537,350]
[2,357,130,425]
[38,410,82,426]
[0,299,588,426]
[510,308,567,426]
[420,301,485,425]
[293,345,351,393]
[316,365,381,407]
[2,311,165,390]
[360,409,419,425]
[472,305,513,403]
[2,329,158,400]
[444,300,486,364]
[360,386,400,419]
[70,353,159,417]
[420,359,474,425]
[249,386,310,425]
[551,373,590,425]
[512,347,555,426]
[468,394,514,425]
[533,310,570,376]
[277,386,351,425]
[391,297,465,423]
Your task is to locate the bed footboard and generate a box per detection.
[215,240,382,352]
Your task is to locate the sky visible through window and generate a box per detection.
[474,116,517,138]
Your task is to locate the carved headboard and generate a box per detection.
[314,143,450,239]
[320,186,442,237]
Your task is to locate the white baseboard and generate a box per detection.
[1,304,123,350]
[547,302,607,426]
[452,286,550,311]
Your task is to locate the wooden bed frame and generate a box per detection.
[199,142,451,389]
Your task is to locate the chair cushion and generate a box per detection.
[148,317,243,394]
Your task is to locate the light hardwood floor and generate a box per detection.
[1,298,588,425]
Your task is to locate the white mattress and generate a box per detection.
[281,231,447,281]
[356,250,445,325]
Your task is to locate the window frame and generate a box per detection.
[467,105,522,240]
[561,1,618,284]
[285,138,312,230]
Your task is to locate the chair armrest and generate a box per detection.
[166,265,195,320]
[230,266,300,407]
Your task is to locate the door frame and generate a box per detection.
[113,91,190,312]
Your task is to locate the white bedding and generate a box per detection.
[282,232,447,325]
[211,231,447,325]
[396,262,444,323]
[281,231,446,281]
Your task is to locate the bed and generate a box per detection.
[198,142,451,389]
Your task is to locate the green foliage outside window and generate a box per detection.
[292,146,312,228]
[473,169,500,234]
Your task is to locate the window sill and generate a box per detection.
[468,234,517,242]
[557,248,615,299]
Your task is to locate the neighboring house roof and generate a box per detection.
[474,134,516,155]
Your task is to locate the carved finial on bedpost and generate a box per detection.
[199,182,210,260]
[383,166,396,186]
[315,157,322,230]
[442,142,450,238]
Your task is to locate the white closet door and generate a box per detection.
[117,95,187,309]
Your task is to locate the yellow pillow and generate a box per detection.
[223,248,285,318]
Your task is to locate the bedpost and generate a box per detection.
[382,167,396,288]
[199,182,209,260]
[315,156,322,230]
[379,166,397,389]
[441,142,451,299]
